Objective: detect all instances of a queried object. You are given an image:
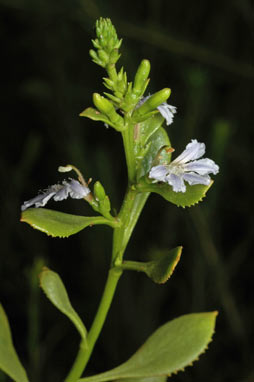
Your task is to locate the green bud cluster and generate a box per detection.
[82,18,176,183]
[88,18,154,113]
[89,18,122,68]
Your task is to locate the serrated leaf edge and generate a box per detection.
[156,246,182,284]
[167,313,218,377]
[78,312,218,382]
[20,217,73,238]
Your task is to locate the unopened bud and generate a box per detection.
[94,181,106,201]
[134,88,171,118]
[93,93,114,115]
[93,93,124,129]
[133,59,151,97]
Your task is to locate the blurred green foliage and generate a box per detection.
[0,0,253,381]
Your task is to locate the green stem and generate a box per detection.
[65,190,149,382]
[115,260,147,272]
[121,122,136,183]
[112,188,150,264]
[64,339,88,382]
[65,268,122,382]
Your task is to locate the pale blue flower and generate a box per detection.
[149,139,219,193]
[21,179,91,211]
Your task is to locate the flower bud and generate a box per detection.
[93,181,111,216]
[93,93,115,115]
[98,49,109,64]
[133,88,171,118]
[94,181,106,201]
[93,18,121,53]
[109,49,121,65]
[93,93,124,129]
[133,59,151,97]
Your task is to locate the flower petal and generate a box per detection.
[157,104,177,126]
[166,173,186,193]
[183,172,211,186]
[21,191,56,211]
[68,179,90,199]
[149,165,168,182]
[172,140,205,164]
[53,184,70,201]
[184,158,219,175]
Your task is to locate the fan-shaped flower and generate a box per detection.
[21,179,90,211]
[149,139,219,193]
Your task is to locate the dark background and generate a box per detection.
[0,0,253,381]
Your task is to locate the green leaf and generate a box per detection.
[137,113,165,147]
[39,268,87,341]
[79,107,116,129]
[21,208,116,238]
[0,304,29,382]
[137,181,213,208]
[117,247,182,284]
[78,312,218,382]
[144,247,182,283]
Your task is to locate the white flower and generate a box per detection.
[149,139,219,193]
[21,179,91,211]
